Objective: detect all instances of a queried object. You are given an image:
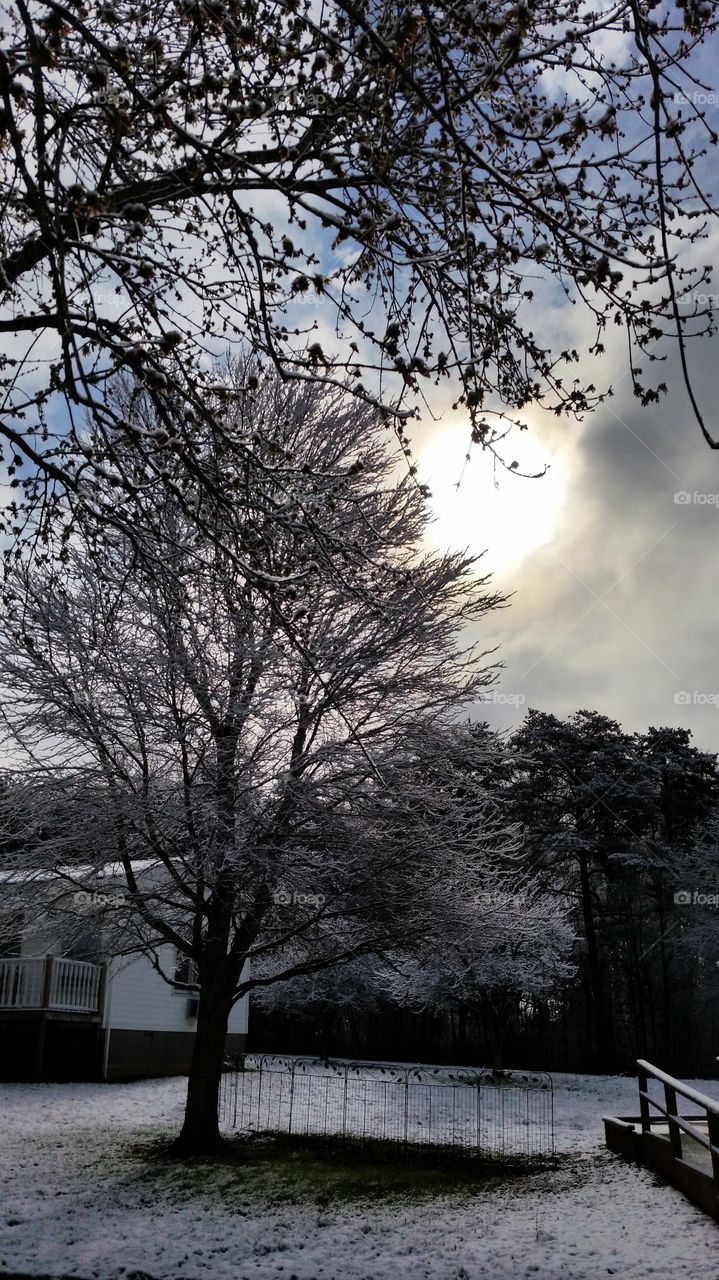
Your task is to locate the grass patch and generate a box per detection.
[138,1131,557,1205]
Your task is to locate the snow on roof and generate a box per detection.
[0,858,158,884]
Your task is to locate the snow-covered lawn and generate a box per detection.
[0,1072,717,1279]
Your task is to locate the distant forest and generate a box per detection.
[253,710,719,1076]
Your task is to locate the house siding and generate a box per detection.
[106,947,249,1034]
[103,1029,246,1080]
[101,946,249,1079]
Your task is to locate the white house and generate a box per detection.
[0,946,248,1082]
[0,867,248,1081]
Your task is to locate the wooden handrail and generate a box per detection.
[637,1059,719,1191]
[638,1093,714,1151]
[637,1059,719,1116]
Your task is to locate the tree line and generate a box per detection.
[254,711,719,1077]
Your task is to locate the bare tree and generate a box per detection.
[1,0,718,551]
[0,376,515,1152]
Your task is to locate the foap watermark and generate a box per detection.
[482,691,526,707]
[92,87,132,110]
[247,85,331,119]
[676,291,719,312]
[674,691,719,708]
[73,890,126,910]
[674,90,719,107]
[93,291,126,309]
[273,888,325,909]
[674,888,719,906]
[673,491,719,506]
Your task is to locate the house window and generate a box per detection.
[173,950,198,989]
[66,924,101,962]
[0,911,24,956]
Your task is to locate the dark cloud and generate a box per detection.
[473,327,719,751]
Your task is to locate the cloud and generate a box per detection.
[448,315,719,751]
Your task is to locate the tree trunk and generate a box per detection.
[457,1007,467,1059]
[656,893,673,1067]
[577,850,613,1068]
[488,1024,504,1069]
[172,725,240,1155]
[174,964,233,1155]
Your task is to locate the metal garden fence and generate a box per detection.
[219,1053,554,1161]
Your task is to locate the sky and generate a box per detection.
[417,281,719,752]
[3,9,718,759]
[406,8,719,756]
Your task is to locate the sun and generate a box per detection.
[418,423,566,576]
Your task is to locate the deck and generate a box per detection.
[0,955,106,1081]
[604,1060,719,1222]
[0,955,105,1018]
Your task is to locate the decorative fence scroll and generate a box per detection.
[219,1053,554,1161]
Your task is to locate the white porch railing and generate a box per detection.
[0,956,45,1008]
[49,958,102,1012]
[0,956,103,1014]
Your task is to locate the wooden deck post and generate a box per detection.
[638,1063,650,1132]
[32,1018,47,1081]
[664,1082,683,1159]
[96,961,108,1016]
[707,1111,719,1194]
[94,962,109,1081]
[41,955,55,1010]
[32,957,56,1081]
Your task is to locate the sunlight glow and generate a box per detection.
[419,424,567,576]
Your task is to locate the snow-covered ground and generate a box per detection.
[0,1071,717,1279]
